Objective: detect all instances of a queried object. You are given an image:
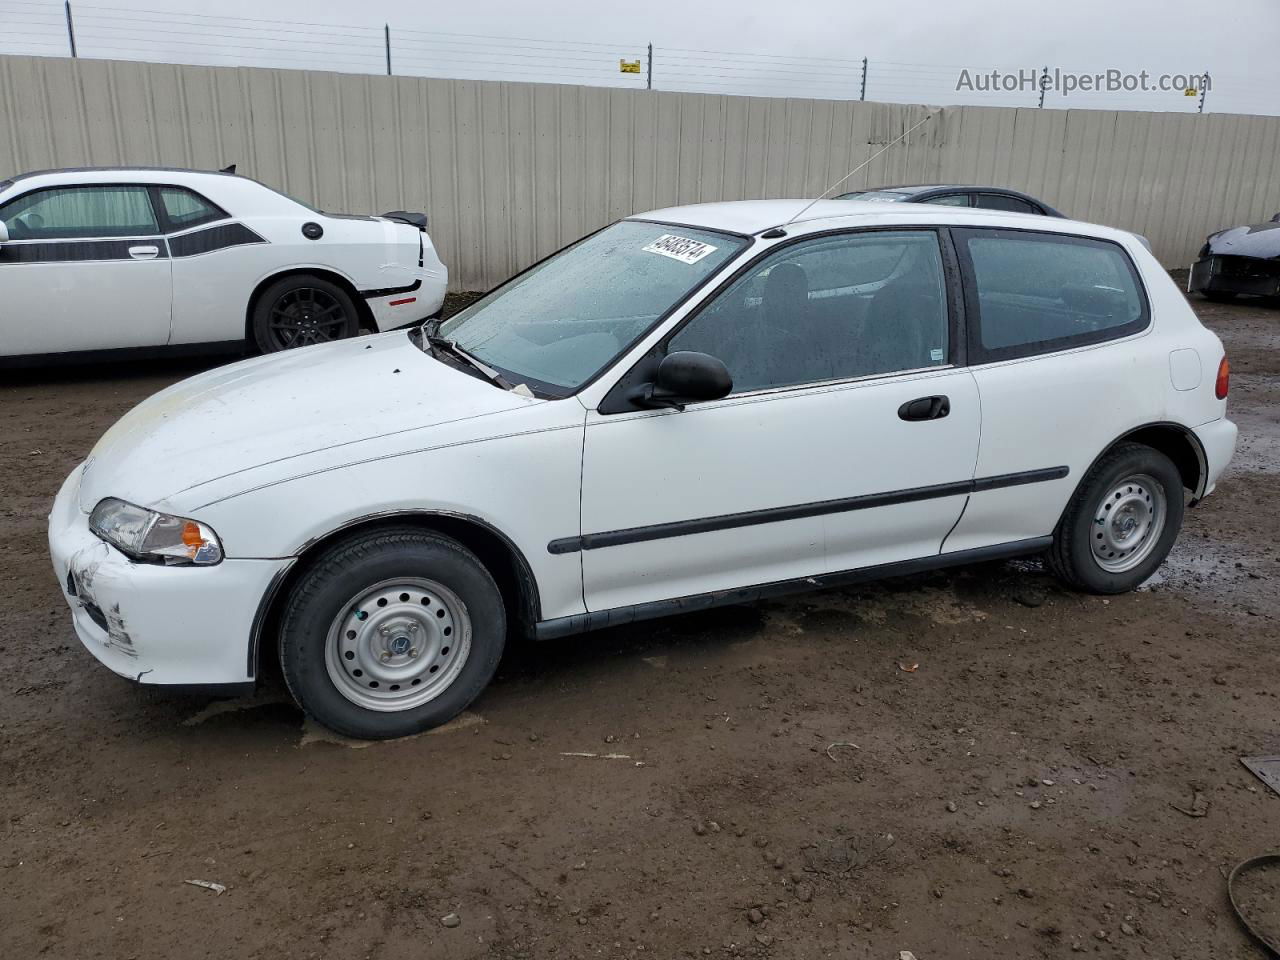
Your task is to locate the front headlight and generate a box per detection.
[89,498,223,566]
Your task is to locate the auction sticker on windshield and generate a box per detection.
[642,234,719,264]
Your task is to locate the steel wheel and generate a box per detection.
[1090,473,1167,574]
[324,577,472,712]
[268,286,350,350]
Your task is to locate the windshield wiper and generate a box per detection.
[420,318,513,390]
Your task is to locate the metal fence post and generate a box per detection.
[384,25,392,75]
[1198,71,1209,113]
[646,43,653,90]
[859,57,867,100]
[64,0,78,58]
[1038,65,1048,107]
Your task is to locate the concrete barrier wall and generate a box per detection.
[4,54,1280,287]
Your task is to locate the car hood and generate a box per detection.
[78,332,535,512]
[1204,221,1280,259]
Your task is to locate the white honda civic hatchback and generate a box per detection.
[49,200,1236,738]
[0,167,447,361]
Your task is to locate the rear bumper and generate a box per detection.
[48,465,289,688]
[1193,417,1238,500]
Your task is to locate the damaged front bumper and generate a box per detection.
[48,464,290,690]
[1189,254,1280,298]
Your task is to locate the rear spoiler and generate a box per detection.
[381,210,428,230]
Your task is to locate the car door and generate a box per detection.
[153,184,266,346]
[576,228,981,614]
[0,183,171,356]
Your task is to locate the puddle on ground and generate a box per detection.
[298,710,486,749]
[181,691,291,726]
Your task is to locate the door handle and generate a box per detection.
[128,245,160,260]
[898,395,950,421]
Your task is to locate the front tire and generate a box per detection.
[279,528,506,739]
[1046,442,1184,594]
[252,275,359,353]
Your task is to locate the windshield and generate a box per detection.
[833,190,911,202]
[437,220,747,395]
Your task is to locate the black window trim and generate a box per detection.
[952,225,1152,365]
[0,181,164,241]
[147,184,230,235]
[598,223,968,415]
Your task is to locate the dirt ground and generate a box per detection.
[2,292,1278,960]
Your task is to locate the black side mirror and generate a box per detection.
[1271,213,1280,223]
[635,351,732,412]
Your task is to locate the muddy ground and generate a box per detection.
[2,293,1278,960]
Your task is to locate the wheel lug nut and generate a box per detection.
[409,648,418,658]
[380,651,391,662]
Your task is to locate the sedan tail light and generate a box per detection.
[1215,355,1230,399]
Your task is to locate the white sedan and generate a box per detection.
[0,166,447,361]
[49,200,1237,739]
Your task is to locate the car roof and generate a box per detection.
[628,199,1129,244]
[3,166,236,184]
[853,184,1028,196]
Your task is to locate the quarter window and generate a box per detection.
[669,230,949,394]
[957,228,1148,361]
[157,187,226,231]
[0,185,159,239]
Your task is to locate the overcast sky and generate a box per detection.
[3,0,1276,115]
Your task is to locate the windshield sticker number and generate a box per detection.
[642,234,718,264]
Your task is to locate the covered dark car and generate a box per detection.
[833,183,1065,217]
[1188,214,1280,301]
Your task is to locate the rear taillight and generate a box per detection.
[1215,356,1230,399]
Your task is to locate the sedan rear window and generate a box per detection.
[956,229,1148,362]
[833,190,912,202]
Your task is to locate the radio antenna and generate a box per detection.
[782,110,936,227]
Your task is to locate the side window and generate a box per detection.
[921,193,970,207]
[0,185,159,239]
[973,193,1035,214]
[157,187,227,231]
[957,228,1148,362]
[669,231,949,394]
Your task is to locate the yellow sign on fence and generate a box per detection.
[619,59,641,74]
[1184,87,1198,96]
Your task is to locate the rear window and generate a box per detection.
[833,190,911,202]
[956,228,1148,362]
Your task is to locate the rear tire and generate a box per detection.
[1046,442,1184,594]
[252,274,359,353]
[278,528,506,739]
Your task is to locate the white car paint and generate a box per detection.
[49,200,1236,707]
[0,167,447,359]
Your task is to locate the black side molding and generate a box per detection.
[535,536,1054,640]
[360,278,422,300]
[548,466,1068,555]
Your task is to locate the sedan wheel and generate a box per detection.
[252,275,359,353]
[325,577,472,711]
[1088,474,1167,574]
[1046,442,1184,594]
[279,528,506,739]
